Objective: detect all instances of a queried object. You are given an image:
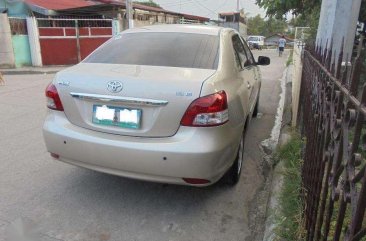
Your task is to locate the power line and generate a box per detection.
[192,0,217,15]
[212,0,229,12]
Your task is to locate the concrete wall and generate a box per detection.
[133,20,153,28]
[239,22,247,38]
[0,13,15,67]
[0,0,28,17]
[317,0,362,63]
[292,44,304,126]
[12,35,32,67]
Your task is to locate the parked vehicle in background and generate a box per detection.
[247,35,265,50]
[43,25,270,187]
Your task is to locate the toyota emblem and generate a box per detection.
[107,81,123,93]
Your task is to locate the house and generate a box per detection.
[0,0,209,67]
[264,34,294,47]
[218,9,248,38]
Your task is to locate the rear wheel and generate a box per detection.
[223,131,245,185]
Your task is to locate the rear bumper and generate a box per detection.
[43,111,241,186]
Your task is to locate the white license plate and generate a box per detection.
[92,105,142,129]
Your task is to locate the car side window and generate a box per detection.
[240,37,256,66]
[232,34,249,69]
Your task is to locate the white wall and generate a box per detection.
[0,13,15,67]
[316,0,362,64]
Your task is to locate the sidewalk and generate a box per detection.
[0,66,68,75]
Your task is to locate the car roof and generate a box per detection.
[123,24,224,36]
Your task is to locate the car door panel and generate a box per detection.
[232,34,257,115]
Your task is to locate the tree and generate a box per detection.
[255,0,321,19]
[134,0,161,9]
[247,15,266,35]
[247,14,288,37]
[255,0,321,39]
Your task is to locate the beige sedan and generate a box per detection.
[43,25,270,186]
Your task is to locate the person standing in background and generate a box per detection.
[278,35,286,57]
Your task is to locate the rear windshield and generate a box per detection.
[84,32,220,69]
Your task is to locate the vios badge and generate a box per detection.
[107,81,123,93]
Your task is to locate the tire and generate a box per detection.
[223,131,245,185]
[252,95,259,118]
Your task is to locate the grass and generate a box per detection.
[273,132,366,241]
[274,132,306,241]
[286,50,294,67]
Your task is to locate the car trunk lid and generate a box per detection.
[55,63,216,137]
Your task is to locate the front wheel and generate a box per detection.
[223,132,245,185]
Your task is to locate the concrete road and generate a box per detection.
[0,50,289,241]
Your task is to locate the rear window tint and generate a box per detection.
[84,32,220,69]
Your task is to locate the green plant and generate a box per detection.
[274,133,306,241]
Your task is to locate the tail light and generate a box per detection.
[180,90,228,127]
[46,83,64,111]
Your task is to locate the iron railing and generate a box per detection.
[300,33,366,241]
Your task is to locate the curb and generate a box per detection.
[1,67,67,75]
[262,62,294,241]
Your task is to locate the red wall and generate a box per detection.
[39,27,111,66]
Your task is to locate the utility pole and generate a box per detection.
[126,0,133,29]
[237,0,240,12]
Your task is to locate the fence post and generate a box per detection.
[26,16,42,66]
[75,20,81,63]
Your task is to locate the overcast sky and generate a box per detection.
[150,0,266,20]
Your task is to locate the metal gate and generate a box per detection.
[37,18,113,65]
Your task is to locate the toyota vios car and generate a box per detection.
[43,25,270,186]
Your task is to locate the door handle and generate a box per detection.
[247,82,252,89]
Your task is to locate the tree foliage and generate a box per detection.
[255,0,321,39]
[134,0,161,9]
[247,14,288,37]
[255,0,321,19]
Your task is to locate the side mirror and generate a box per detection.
[257,56,270,65]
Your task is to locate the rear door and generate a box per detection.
[232,34,257,112]
[241,36,261,105]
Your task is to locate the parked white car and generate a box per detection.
[247,35,265,49]
[43,25,270,186]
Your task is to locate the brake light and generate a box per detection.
[180,90,228,127]
[45,83,64,111]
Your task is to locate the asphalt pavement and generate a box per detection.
[0,49,289,241]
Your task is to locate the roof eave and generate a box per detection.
[27,4,57,16]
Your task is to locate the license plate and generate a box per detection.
[92,105,142,129]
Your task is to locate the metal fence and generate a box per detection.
[37,17,112,28]
[300,32,366,241]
